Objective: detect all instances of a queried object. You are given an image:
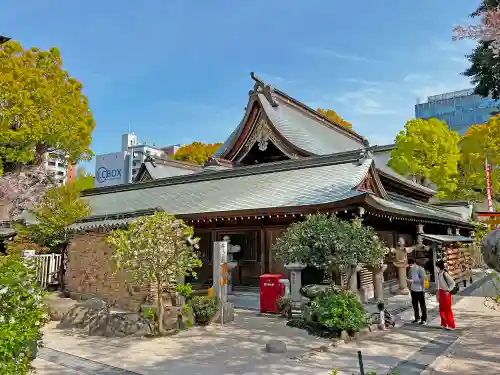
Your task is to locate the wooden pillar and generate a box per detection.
[259,227,265,275]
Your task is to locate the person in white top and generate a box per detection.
[435,260,456,330]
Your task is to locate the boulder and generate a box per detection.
[88,312,154,337]
[300,284,327,300]
[57,300,108,330]
[43,294,78,321]
[57,300,154,337]
[81,297,109,311]
[482,229,500,272]
[265,340,287,353]
[340,330,350,342]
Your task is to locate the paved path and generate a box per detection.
[32,273,499,375]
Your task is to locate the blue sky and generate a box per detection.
[1,0,479,173]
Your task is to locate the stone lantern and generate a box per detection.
[223,235,241,293]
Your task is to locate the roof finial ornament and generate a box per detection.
[249,72,279,107]
[144,151,156,167]
[357,147,370,165]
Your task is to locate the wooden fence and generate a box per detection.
[32,253,62,290]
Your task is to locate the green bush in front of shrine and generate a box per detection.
[190,296,219,325]
[309,288,371,334]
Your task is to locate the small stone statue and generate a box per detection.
[391,237,414,267]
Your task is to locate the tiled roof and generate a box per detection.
[259,94,364,155]
[145,162,199,179]
[71,218,133,232]
[371,193,469,223]
[421,234,473,243]
[75,149,474,231]
[214,78,434,197]
[82,156,373,219]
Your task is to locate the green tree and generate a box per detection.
[0,255,47,375]
[0,40,95,220]
[17,182,90,291]
[72,167,94,190]
[388,118,461,198]
[106,212,202,334]
[317,108,353,129]
[172,142,223,165]
[460,116,500,198]
[0,40,94,171]
[272,213,386,288]
[453,0,500,99]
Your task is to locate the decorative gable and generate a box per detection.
[356,166,389,199]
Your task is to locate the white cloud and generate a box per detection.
[304,47,377,63]
[403,73,431,83]
[334,88,398,116]
[343,78,387,86]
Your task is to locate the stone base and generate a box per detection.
[214,302,235,324]
[359,285,374,302]
[395,287,409,295]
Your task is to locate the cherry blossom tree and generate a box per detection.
[453,10,500,57]
[0,165,56,222]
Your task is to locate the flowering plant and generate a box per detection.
[0,255,48,374]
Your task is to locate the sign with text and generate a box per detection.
[94,152,127,188]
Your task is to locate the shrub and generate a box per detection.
[191,296,219,325]
[176,283,193,302]
[141,306,156,323]
[0,255,48,374]
[277,296,292,316]
[310,289,370,333]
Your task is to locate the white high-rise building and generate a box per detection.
[94,133,181,188]
[43,152,69,184]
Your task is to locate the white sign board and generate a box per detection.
[94,152,127,188]
[22,249,36,259]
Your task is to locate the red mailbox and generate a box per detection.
[260,273,286,313]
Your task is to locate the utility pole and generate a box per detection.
[0,35,10,44]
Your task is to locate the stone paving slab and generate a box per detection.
[37,348,141,375]
[31,357,87,375]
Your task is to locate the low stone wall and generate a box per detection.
[67,232,149,312]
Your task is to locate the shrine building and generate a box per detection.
[67,73,475,312]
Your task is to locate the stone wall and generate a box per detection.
[67,232,149,312]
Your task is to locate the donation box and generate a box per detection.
[260,273,286,313]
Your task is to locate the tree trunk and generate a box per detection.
[156,281,164,334]
[59,244,68,296]
[345,265,358,291]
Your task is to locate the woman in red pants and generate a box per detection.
[436,260,456,330]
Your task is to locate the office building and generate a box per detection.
[415,89,500,134]
[94,133,181,188]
